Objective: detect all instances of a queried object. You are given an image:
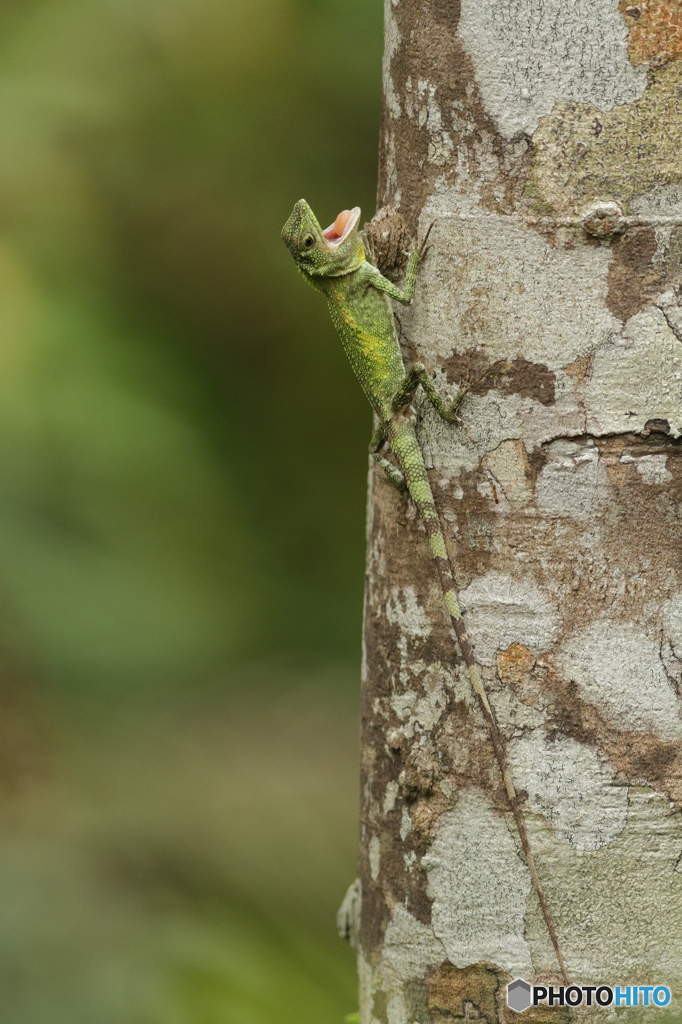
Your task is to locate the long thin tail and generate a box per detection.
[389,420,569,984]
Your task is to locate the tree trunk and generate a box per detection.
[355,0,682,1019]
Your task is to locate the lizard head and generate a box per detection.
[281,199,364,276]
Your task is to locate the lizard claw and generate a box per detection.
[482,359,513,381]
[360,228,376,264]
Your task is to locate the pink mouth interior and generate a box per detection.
[322,208,359,246]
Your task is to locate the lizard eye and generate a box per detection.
[303,234,315,249]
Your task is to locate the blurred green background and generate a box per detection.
[0,0,383,1020]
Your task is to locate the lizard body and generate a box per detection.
[281,199,568,983]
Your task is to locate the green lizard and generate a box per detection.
[281,199,568,984]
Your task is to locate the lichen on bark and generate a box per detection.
[528,62,682,216]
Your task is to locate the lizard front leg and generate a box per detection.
[367,224,434,305]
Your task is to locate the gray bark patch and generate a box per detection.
[459,571,558,666]
[584,307,682,437]
[458,0,647,139]
[508,729,628,850]
[422,790,532,976]
[413,213,620,372]
[559,621,682,741]
[536,440,611,520]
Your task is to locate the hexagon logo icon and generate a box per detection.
[507,979,532,1012]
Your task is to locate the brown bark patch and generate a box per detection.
[561,354,593,386]
[497,643,542,707]
[494,358,556,406]
[357,864,391,962]
[599,732,682,806]
[363,207,410,276]
[441,354,556,406]
[620,0,682,66]
[440,351,507,390]
[400,738,445,800]
[372,989,388,1024]
[427,962,572,1024]
[517,1006,573,1024]
[606,228,665,321]
[427,962,506,1024]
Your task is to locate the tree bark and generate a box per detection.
[355,0,682,1019]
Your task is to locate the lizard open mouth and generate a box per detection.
[322,207,361,248]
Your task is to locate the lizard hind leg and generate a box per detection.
[391,362,463,423]
[369,422,406,491]
[373,453,406,491]
[392,359,512,425]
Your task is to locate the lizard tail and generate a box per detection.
[388,420,569,985]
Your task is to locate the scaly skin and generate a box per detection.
[282,199,568,983]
